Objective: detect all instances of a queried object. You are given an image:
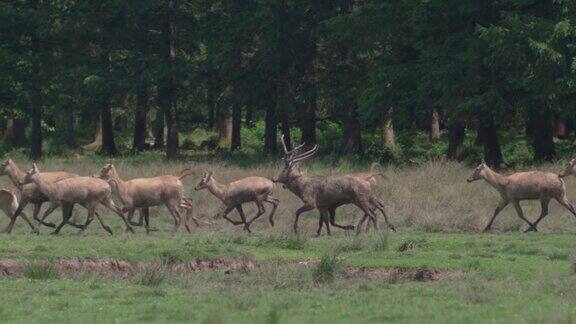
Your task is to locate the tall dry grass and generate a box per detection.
[1,157,575,234]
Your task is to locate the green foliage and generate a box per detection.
[312,250,342,284]
[23,263,60,280]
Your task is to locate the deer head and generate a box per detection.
[560,158,576,178]
[272,134,317,184]
[96,163,115,180]
[20,163,41,186]
[467,160,487,183]
[195,171,214,191]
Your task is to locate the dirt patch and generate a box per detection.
[343,267,458,282]
[0,258,254,278]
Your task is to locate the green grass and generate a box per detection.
[0,232,575,322]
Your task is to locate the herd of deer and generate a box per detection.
[0,135,576,236]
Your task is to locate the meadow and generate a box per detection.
[0,155,576,323]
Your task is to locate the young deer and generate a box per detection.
[273,136,386,236]
[0,189,32,225]
[468,161,576,232]
[0,159,83,233]
[194,171,278,232]
[21,164,134,235]
[97,164,199,233]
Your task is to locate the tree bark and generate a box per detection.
[83,115,102,151]
[478,115,503,167]
[264,89,277,155]
[382,108,395,150]
[30,29,42,159]
[3,118,27,148]
[207,81,216,130]
[341,104,363,154]
[133,85,149,151]
[99,50,117,156]
[217,114,232,149]
[160,0,179,159]
[65,105,76,149]
[153,107,165,149]
[231,100,241,151]
[245,105,254,128]
[528,107,555,162]
[554,114,568,139]
[430,108,441,143]
[300,46,317,146]
[447,121,465,161]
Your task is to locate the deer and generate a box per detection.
[194,171,279,232]
[0,188,33,225]
[20,163,134,235]
[0,159,84,233]
[273,135,390,236]
[467,161,576,232]
[277,136,394,235]
[96,164,199,233]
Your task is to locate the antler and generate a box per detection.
[280,134,318,167]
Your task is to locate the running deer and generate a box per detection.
[467,161,576,232]
[0,159,83,233]
[194,171,278,232]
[273,136,388,236]
[21,163,134,235]
[96,164,199,234]
[0,188,33,226]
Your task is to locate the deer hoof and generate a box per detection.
[524,226,537,233]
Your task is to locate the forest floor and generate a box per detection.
[0,156,575,323]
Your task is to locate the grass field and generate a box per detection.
[0,155,576,323]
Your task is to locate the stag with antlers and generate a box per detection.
[273,135,393,235]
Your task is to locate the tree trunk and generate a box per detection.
[30,31,42,159]
[478,116,503,167]
[207,82,216,130]
[430,108,441,143]
[382,108,395,150]
[153,108,165,149]
[65,105,76,149]
[245,105,254,128]
[554,114,568,139]
[231,101,241,151]
[133,85,149,151]
[3,118,27,148]
[159,0,179,159]
[83,115,102,151]
[447,121,465,161]
[300,41,317,146]
[217,114,232,149]
[264,91,277,155]
[99,50,117,156]
[529,107,555,162]
[341,104,363,154]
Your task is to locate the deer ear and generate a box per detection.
[208,171,214,179]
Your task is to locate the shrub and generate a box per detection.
[313,250,342,284]
[138,265,166,287]
[24,263,60,280]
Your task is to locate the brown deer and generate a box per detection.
[21,163,134,235]
[96,164,199,233]
[194,171,278,232]
[0,159,84,233]
[467,161,576,232]
[273,136,386,236]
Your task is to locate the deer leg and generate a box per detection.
[51,203,71,235]
[327,208,355,231]
[265,196,279,227]
[61,203,85,229]
[166,203,182,234]
[236,205,251,233]
[91,207,113,235]
[218,205,244,226]
[372,200,396,232]
[316,212,325,236]
[322,210,331,236]
[512,200,535,231]
[246,201,266,229]
[556,196,576,218]
[101,197,134,233]
[483,200,509,232]
[3,199,31,234]
[525,199,550,232]
[31,203,54,228]
[128,209,143,226]
[294,205,315,234]
[355,201,377,235]
[180,202,199,233]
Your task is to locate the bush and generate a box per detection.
[313,250,342,284]
[23,263,60,280]
[137,265,166,287]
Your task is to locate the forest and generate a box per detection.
[1,0,576,166]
